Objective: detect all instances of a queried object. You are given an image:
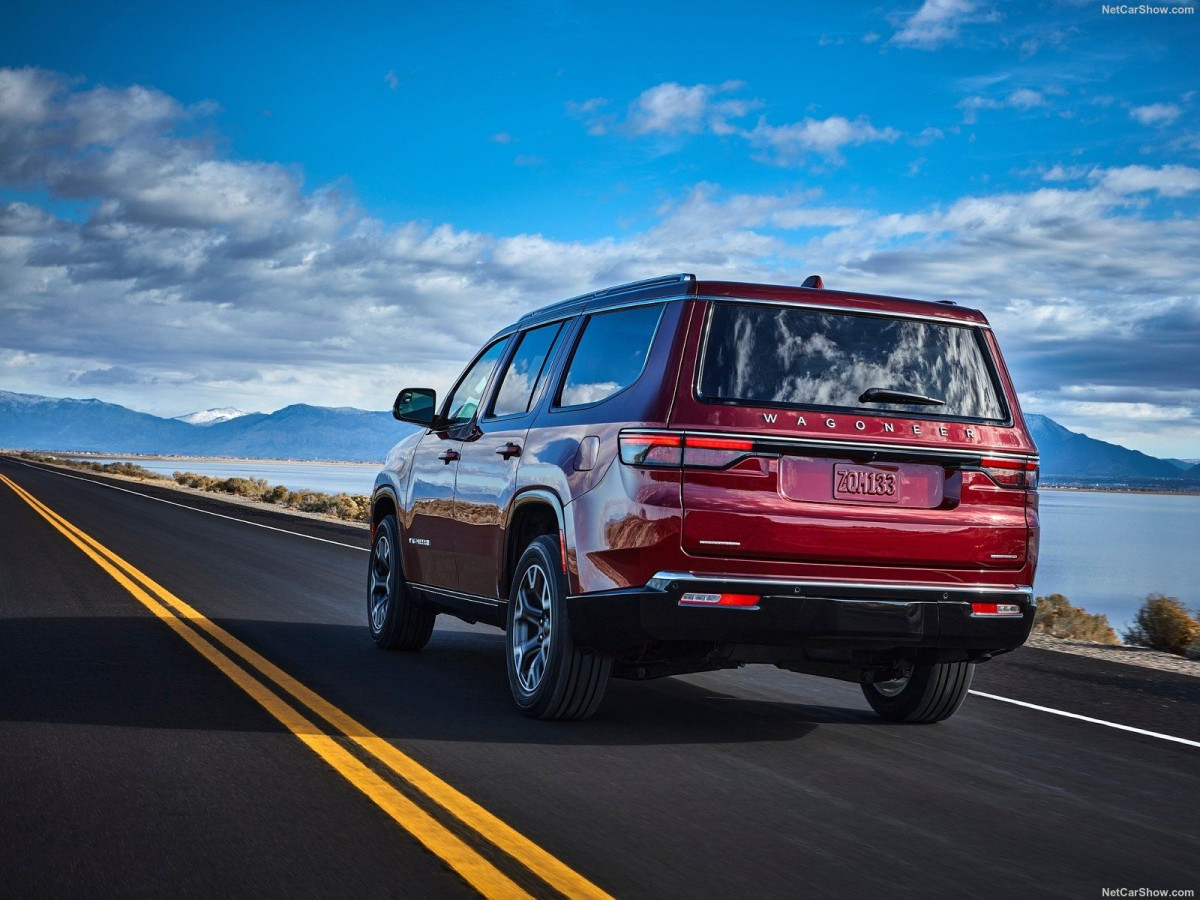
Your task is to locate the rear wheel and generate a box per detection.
[506,535,611,720]
[861,661,974,723]
[367,515,435,650]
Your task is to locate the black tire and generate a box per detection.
[505,535,611,720]
[861,661,975,723]
[367,515,435,650]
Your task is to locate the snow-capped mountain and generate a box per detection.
[173,407,252,426]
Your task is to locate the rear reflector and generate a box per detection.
[679,592,760,609]
[971,602,1022,617]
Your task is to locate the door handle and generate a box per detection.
[437,449,460,463]
[495,442,522,459]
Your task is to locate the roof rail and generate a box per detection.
[519,273,695,323]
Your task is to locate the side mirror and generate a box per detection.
[393,388,438,427]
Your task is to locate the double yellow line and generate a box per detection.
[0,472,611,900]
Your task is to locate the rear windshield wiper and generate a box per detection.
[858,387,945,407]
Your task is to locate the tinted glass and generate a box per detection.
[699,302,1006,421]
[490,323,563,418]
[558,304,664,407]
[445,340,507,426]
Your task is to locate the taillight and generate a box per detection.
[618,432,756,469]
[618,432,683,467]
[683,435,753,469]
[979,457,1039,490]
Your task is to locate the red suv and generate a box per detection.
[370,274,1039,722]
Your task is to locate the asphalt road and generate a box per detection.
[1,455,1197,900]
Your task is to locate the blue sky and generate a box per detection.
[1,0,1199,455]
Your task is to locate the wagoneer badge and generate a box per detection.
[762,412,977,441]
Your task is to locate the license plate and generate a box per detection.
[833,464,900,503]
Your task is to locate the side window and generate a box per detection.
[444,340,508,427]
[557,304,664,407]
[489,322,564,418]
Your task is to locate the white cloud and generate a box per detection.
[1092,164,1200,197]
[958,88,1045,123]
[1129,102,1181,127]
[890,0,998,50]
[911,126,944,146]
[576,80,898,167]
[629,82,714,134]
[626,80,757,136]
[747,116,900,164]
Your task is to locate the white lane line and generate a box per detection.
[12,459,369,553]
[970,690,1200,749]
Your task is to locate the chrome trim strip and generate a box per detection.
[410,582,501,606]
[626,427,1038,462]
[648,572,1033,596]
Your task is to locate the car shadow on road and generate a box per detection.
[0,615,892,744]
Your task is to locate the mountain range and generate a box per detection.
[0,391,415,463]
[0,390,1196,482]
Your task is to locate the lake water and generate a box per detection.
[74,457,1197,632]
[1034,490,1198,633]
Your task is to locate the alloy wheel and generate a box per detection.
[369,533,392,632]
[511,562,553,693]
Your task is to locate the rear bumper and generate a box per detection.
[566,572,1035,656]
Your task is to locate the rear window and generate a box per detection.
[698,302,1007,422]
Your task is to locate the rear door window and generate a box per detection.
[698,302,1007,422]
[557,304,664,407]
[488,322,563,418]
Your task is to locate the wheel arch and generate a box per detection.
[502,489,567,601]
[371,486,400,542]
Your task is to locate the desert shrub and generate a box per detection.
[172,471,369,522]
[1123,594,1200,655]
[99,461,165,480]
[211,477,270,499]
[175,471,217,490]
[1032,593,1118,644]
[262,484,289,504]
